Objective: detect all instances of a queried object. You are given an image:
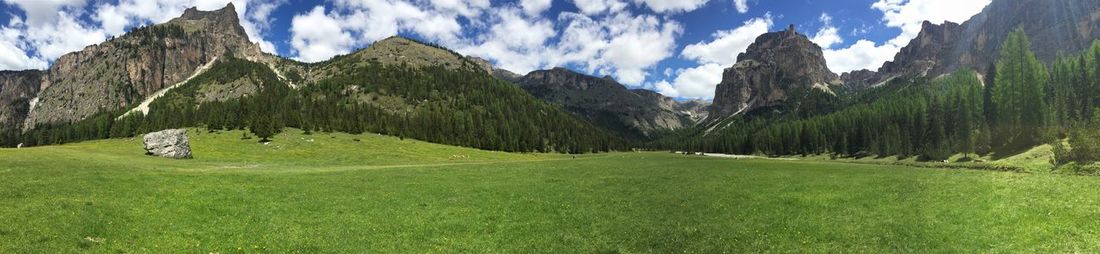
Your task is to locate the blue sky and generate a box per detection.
[0,0,991,99]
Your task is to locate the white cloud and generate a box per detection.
[520,0,552,16]
[810,13,842,49]
[457,10,681,85]
[823,40,900,73]
[0,24,47,70]
[657,63,725,99]
[290,6,355,62]
[570,0,627,15]
[0,0,97,69]
[681,14,771,66]
[733,0,749,13]
[654,14,772,99]
[822,0,990,73]
[633,0,710,13]
[2,0,87,26]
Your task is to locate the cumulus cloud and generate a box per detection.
[0,0,287,70]
[654,63,725,98]
[633,0,710,13]
[822,0,990,73]
[733,0,749,13]
[570,0,628,15]
[456,7,556,73]
[810,13,842,49]
[458,10,682,85]
[519,0,553,16]
[290,6,355,62]
[681,15,772,66]
[654,14,772,99]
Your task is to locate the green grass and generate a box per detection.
[3,129,1100,252]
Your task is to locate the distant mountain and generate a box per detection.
[516,67,706,139]
[706,25,841,126]
[843,0,1100,89]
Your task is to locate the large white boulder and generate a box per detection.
[143,129,192,159]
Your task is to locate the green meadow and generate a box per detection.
[3,129,1100,252]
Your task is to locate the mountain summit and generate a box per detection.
[708,24,840,123]
[17,3,268,130]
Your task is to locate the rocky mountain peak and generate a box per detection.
[170,3,248,38]
[709,27,840,122]
[18,3,266,130]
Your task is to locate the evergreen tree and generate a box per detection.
[992,28,1049,152]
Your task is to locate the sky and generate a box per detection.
[0,0,993,100]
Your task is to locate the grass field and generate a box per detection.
[3,129,1100,252]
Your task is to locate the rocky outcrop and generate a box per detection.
[843,0,1100,89]
[517,67,700,138]
[143,129,192,159]
[465,56,522,82]
[0,70,44,129]
[672,99,711,123]
[842,21,964,89]
[21,3,266,130]
[709,25,841,120]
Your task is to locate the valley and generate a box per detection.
[3,129,1100,252]
[3,0,1100,251]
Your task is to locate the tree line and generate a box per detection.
[664,28,1100,164]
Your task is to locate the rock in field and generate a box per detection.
[143,129,192,159]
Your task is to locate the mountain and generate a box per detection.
[707,24,841,123]
[843,0,1100,88]
[15,3,278,131]
[516,67,706,139]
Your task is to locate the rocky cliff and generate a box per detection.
[0,70,44,129]
[843,0,1100,89]
[517,67,703,138]
[19,3,266,130]
[709,25,841,121]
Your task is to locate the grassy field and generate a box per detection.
[3,129,1100,252]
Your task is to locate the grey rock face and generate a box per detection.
[143,129,192,159]
[0,70,44,130]
[709,25,840,120]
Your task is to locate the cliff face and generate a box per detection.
[20,3,265,129]
[709,25,840,120]
[843,0,1100,89]
[517,67,702,138]
[0,70,44,129]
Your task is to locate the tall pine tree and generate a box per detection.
[992,28,1049,152]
